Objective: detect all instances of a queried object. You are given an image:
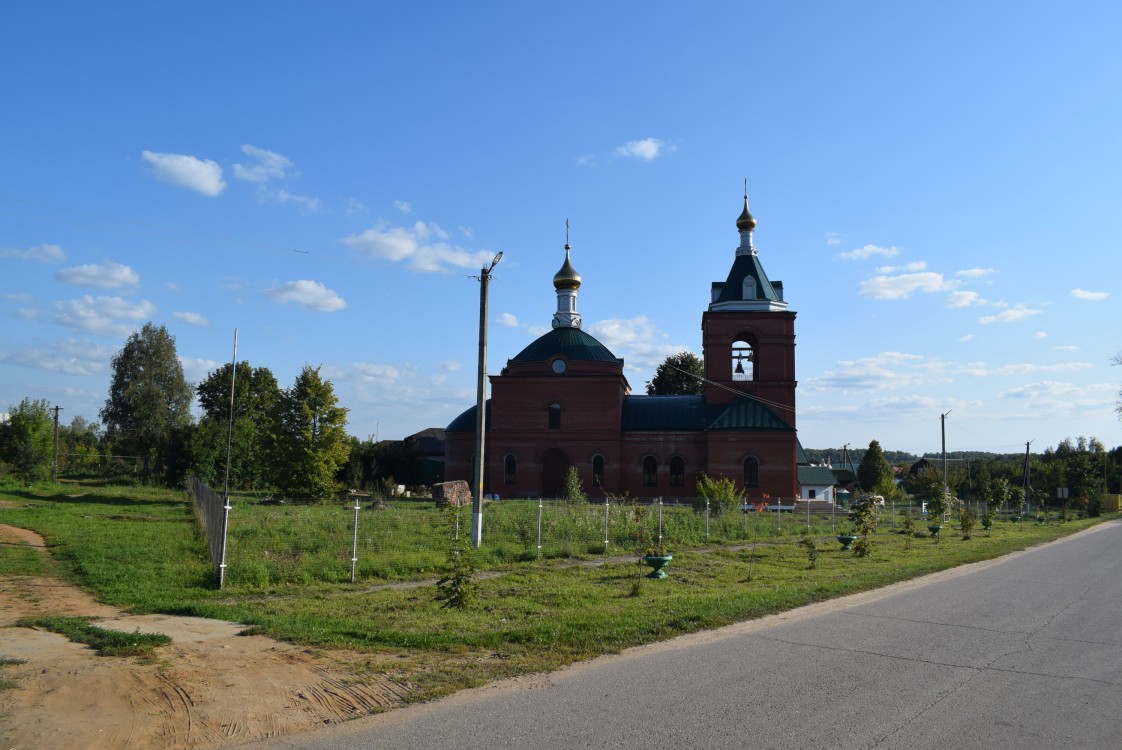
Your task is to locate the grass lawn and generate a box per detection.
[2,480,1114,703]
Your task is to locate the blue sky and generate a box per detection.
[2,1,1120,456]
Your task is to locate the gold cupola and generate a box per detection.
[553,242,582,290]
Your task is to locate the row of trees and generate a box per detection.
[1,323,358,501]
[850,436,1120,513]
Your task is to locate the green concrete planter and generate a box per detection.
[642,554,673,579]
[927,524,943,538]
[836,534,858,551]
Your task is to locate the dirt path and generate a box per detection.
[0,524,412,750]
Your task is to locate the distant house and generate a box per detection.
[798,463,837,502]
[405,427,445,485]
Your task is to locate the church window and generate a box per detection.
[732,340,754,381]
[744,456,760,488]
[808,489,817,499]
[642,455,658,487]
[669,456,685,487]
[504,454,517,485]
[549,402,561,429]
[592,455,605,488]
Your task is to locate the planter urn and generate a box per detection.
[927,524,943,538]
[642,554,673,579]
[836,534,858,551]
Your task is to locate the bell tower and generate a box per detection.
[701,191,797,427]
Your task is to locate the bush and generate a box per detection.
[693,472,742,516]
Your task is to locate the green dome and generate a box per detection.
[509,327,621,365]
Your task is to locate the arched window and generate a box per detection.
[669,456,685,487]
[732,339,754,381]
[549,402,561,429]
[643,455,658,487]
[504,453,517,485]
[592,455,605,488]
[743,456,760,489]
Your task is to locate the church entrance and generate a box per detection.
[541,448,569,498]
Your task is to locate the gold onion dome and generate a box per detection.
[736,194,757,232]
[553,244,582,290]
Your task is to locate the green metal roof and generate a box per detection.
[508,327,622,365]
[621,395,706,431]
[796,439,809,465]
[711,254,781,304]
[446,400,490,432]
[798,465,838,486]
[705,395,793,432]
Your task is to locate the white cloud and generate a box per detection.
[497,312,520,327]
[1,244,65,263]
[2,293,33,302]
[342,221,498,273]
[264,280,346,312]
[585,316,686,369]
[959,333,975,342]
[615,138,671,161]
[945,290,986,308]
[233,144,293,182]
[346,198,368,216]
[54,295,156,338]
[956,267,994,279]
[1071,288,1109,301]
[997,379,1112,403]
[0,338,113,376]
[141,150,226,196]
[394,200,412,214]
[56,261,139,289]
[875,261,927,273]
[435,360,461,373]
[825,232,842,246]
[859,271,960,300]
[179,356,219,382]
[979,304,1042,324]
[172,311,209,326]
[576,154,597,167]
[837,244,899,261]
[1034,331,1047,338]
[272,189,321,213]
[804,352,940,393]
[1053,345,1079,351]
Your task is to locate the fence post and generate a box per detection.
[350,496,361,583]
[705,498,710,542]
[657,497,664,550]
[603,498,610,554]
[536,497,543,560]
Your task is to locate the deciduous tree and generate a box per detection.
[1,398,53,482]
[268,365,351,502]
[645,352,704,396]
[100,323,193,482]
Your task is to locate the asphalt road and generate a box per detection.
[240,520,1122,750]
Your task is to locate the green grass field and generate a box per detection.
[2,480,1113,703]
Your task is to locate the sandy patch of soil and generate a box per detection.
[0,524,412,749]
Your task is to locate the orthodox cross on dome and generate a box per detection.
[552,219,583,329]
[736,178,757,256]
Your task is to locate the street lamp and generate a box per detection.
[472,251,502,547]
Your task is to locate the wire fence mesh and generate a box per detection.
[186,475,228,575]
[190,476,1013,589]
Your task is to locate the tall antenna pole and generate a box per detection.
[218,328,238,589]
[1023,440,1033,515]
[51,405,62,483]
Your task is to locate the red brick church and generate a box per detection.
[445,194,799,500]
